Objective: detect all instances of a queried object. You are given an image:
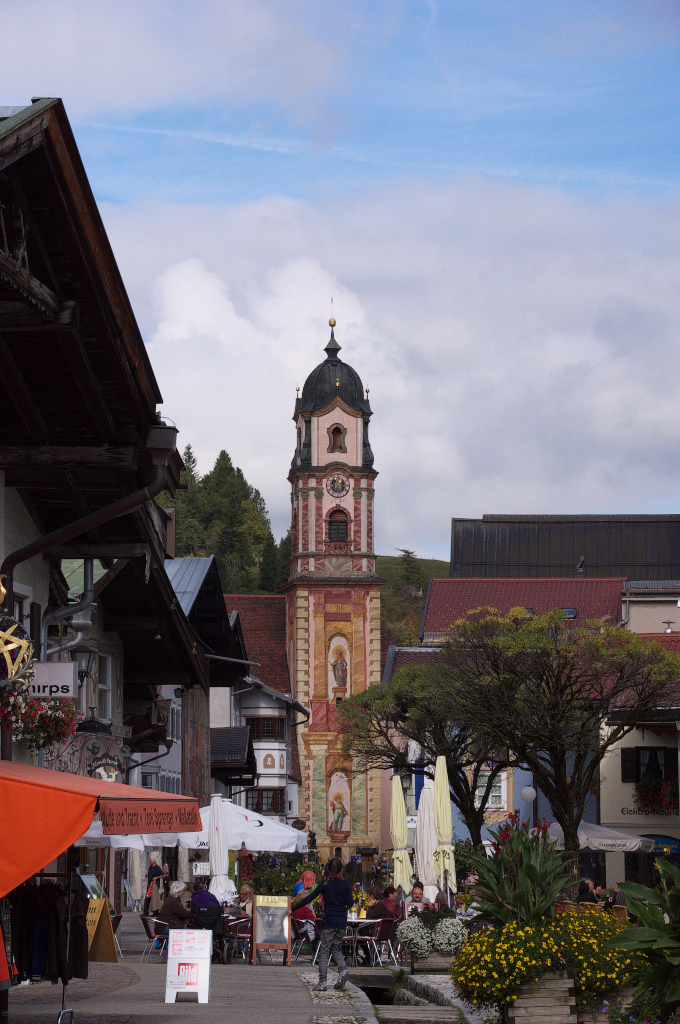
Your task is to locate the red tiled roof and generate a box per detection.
[636,633,680,652]
[393,648,440,673]
[422,577,626,636]
[223,594,290,693]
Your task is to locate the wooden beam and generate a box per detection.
[50,542,146,558]
[0,444,137,470]
[58,329,118,443]
[0,333,48,442]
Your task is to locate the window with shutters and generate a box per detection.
[621,746,678,783]
[328,510,348,542]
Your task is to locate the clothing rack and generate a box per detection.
[16,872,76,1014]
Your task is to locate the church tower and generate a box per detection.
[285,319,383,860]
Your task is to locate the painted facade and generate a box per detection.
[285,323,383,859]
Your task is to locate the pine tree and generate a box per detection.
[396,548,424,593]
[259,532,280,592]
[276,530,292,590]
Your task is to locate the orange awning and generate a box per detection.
[0,761,201,897]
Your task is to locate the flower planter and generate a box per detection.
[576,986,636,1023]
[503,972,576,1024]
[410,952,451,974]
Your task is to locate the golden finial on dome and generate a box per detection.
[296,384,300,393]
[329,317,336,327]
[366,387,369,395]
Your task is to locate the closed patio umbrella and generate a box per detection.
[208,794,235,904]
[390,774,412,894]
[431,756,456,895]
[415,778,439,903]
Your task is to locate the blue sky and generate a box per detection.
[66,1,680,203]
[4,1,680,558]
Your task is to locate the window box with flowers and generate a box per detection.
[633,775,678,814]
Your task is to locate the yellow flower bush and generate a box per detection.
[451,913,648,1010]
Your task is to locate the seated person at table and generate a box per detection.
[236,884,254,918]
[403,881,429,913]
[154,881,192,934]
[292,882,318,945]
[576,880,599,905]
[191,879,220,909]
[381,886,400,918]
[366,885,391,920]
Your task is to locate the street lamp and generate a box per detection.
[520,785,537,803]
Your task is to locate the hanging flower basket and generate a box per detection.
[0,614,34,725]
[15,697,82,751]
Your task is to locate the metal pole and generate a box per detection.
[61,872,75,1014]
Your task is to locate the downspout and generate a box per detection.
[40,557,95,659]
[618,597,630,629]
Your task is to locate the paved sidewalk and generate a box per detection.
[7,912,377,1024]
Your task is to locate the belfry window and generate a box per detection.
[328,510,348,542]
[327,423,347,453]
[331,427,343,450]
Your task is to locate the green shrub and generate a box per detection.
[463,813,571,926]
[608,858,680,1013]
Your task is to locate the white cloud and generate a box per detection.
[103,177,680,560]
[0,0,342,118]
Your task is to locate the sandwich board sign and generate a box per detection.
[251,894,291,966]
[165,929,211,1004]
[86,899,118,963]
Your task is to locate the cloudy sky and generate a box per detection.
[4,1,680,559]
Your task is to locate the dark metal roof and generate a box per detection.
[298,329,371,415]
[165,557,213,616]
[210,726,251,764]
[451,514,680,580]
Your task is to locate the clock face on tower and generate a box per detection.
[326,473,350,498]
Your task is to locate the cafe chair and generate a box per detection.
[353,919,384,966]
[192,905,226,963]
[140,917,167,962]
[225,918,251,962]
[611,904,629,922]
[291,918,318,963]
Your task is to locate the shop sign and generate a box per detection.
[30,661,77,697]
[192,862,210,876]
[87,754,124,782]
[406,815,418,828]
[165,929,211,1003]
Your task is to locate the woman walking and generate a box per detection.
[292,857,353,992]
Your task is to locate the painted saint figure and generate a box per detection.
[330,793,348,831]
[331,648,348,689]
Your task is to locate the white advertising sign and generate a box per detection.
[406,815,418,829]
[192,862,211,876]
[31,661,77,698]
[165,929,211,1004]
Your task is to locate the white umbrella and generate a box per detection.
[177,847,191,885]
[73,820,145,849]
[208,793,235,903]
[390,775,412,894]
[415,779,440,903]
[431,755,457,894]
[548,821,655,853]
[144,801,309,854]
[128,848,144,910]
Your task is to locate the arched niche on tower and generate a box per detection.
[327,633,350,703]
[326,422,347,454]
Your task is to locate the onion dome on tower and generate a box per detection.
[297,320,372,416]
